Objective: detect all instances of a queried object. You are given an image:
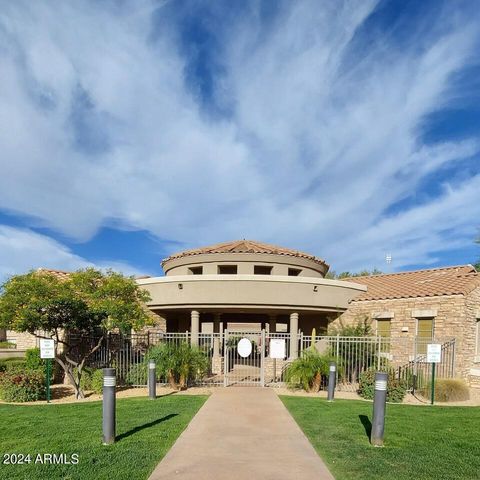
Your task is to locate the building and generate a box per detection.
[137,240,366,359]
[3,240,479,386]
[332,265,480,386]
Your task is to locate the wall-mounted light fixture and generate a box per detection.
[178,283,183,290]
[313,285,318,292]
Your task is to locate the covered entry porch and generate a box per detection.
[159,309,332,360]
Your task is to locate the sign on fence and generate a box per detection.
[269,339,286,359]
[427,344,442,363]
[237,338,252,358]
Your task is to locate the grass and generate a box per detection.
[281,396,480,480]
[0,394,207,480]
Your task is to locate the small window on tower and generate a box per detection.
[254,265,273,275]
[189,266,203,275]
[218,265,238,274]
[288,268,302,276]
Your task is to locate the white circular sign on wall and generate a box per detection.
[237,338,253,358]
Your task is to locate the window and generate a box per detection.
[376,319,391,338]
[288,268,302,276]
[417,318,434,354]
[189,266,203,275]
[218,265,237,274]
[254,265,273,275]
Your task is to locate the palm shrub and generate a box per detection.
[285,350,329,392]
[146,342,209,390]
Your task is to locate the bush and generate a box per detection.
[0,341,16,349]
[91,369,104,394]
[0,370,46,402]
[421,378,470,402]
[125,363,147,386]
[69,367,104,393]
[358,368,407,403]
[25,347,44,371]
[0,358,26,373]
[285,350,330,392]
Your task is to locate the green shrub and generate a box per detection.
[25,347,45,370]
[125,363,147,386]
[285,350,329,392]
[0,341,16,349]
[91,369,104,394]
[358,368,407,403]
[0,370,46,402]
[69,367,103,393]
[0,358,26,373]
[146,342,209,390]
[420,378,470,402]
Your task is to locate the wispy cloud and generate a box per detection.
[0,225,145,281]
[0,0,479,275]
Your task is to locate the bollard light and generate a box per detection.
[102,368,116,445]
[327,361,336,402]
[371,371,388,447]
[148,360,156,400]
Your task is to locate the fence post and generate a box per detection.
[371,372,388,447]
[102,368,116,445]
[377,336,381,370]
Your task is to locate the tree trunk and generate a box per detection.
[310,372,322,393]
[179,374,187,390]
[167,370,178,390]
[56,358,85,400]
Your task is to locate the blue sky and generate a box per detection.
[0,0,479,280]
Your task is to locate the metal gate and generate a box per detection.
[224,330,265,386]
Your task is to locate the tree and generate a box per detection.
[326,268,383,279]
[0,268,151,399]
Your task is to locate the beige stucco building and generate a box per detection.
[4,240,480,386]
[137,240,366,358]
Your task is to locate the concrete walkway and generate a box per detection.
[148,388,335,480]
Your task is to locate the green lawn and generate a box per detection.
[0,395,207,480]
[281,396,480,480]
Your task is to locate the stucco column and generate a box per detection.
[269,314,277,334]
[289,312,299,359]
[213,313,221,357]
[191,310,200,347]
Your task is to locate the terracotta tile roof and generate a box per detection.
[36,268,71,280]
[162,239,328,267]
[344,265,480,301]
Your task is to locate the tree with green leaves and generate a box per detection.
[0,268,151,399]
[326,268,383,279]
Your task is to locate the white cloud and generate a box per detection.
[0,225,144,281]
[0,0,479,274]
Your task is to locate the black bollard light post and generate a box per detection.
[102,368,116,445]
[148,359,156,400]
[327,361,336,402]
[370,371,388,447]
